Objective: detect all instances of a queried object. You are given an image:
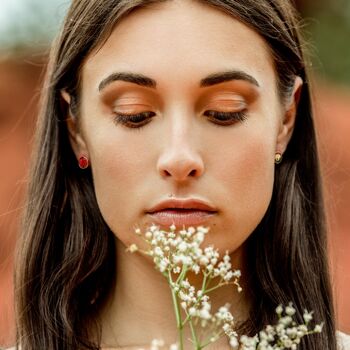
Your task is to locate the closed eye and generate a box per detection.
[204,110,247,125]
[113,109,247,129]
[113,111,156,128]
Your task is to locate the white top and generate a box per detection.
[5,331,350,349]
[338,331,350,349]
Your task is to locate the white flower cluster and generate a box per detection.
[132,224,241,290]
[127,225,323,350]
[129,224,242,349]
[236,303,324,350]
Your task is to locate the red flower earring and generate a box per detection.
[78,156,89,169]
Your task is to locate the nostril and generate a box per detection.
[163,168,197,178]
[157,151,205,180]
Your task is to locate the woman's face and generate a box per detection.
[68,0,298,257]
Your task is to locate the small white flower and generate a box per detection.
[189,307,197,316]
[285,303,296,316]
[192,264,200,274]
[229,335,239,348]
[314,323,323,333]
[223,323,231,331]
[154,246,163,256]
[150,224,159,232]
[181,279,190,289]
[233,270,241,278]
[199,256,209,265]
[158,258,169,272]
[195,231,205,243]
[206,264,214,272]
[126,244,138,253]
[173,266,181,273]
[188,226,196,235]
[199,308,211,320]
[178,241,188,252]
[145,231,152,239]
[276,305,283,315]
[303,310,313,323]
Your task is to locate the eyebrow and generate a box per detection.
[98,69,260,92]
[99,72,156,91]
[201,70,260,88]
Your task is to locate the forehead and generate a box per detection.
[82,0,275,94]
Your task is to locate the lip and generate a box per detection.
[146,198,217,213]
[146,198,217,227]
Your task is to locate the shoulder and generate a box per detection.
[337,330,350,350]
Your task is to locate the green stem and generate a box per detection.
[204,284,222,294]
[176,264,189,284]
[204,280,234,294]
[189,318,201,350]
[169,271,184,350]
[201,330,224,349]
[201,272,208,291]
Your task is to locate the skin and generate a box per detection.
[64,0,302,348]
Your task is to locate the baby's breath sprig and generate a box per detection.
[128,224,242,350]
[127,224,323,350]
[236,303,324,350]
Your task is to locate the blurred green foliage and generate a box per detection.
[304,0,350,85]
[0,0,69,57]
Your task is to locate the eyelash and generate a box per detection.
[113,110,247,129]
[204,110,247,125]
[113,111,156,129]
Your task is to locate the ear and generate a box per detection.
[60,90,89,160]
[275,76,303,154]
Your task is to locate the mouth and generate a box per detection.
[146,199,217,227]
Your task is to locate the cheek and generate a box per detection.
[211,128,275,254]
[86,127,153,237]
[224,139,274,203]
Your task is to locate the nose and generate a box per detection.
[157,126,204,182]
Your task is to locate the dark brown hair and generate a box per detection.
[15,0,337,349]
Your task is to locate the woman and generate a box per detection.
[12,0,350,349]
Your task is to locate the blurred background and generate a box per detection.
[0,0,70,347]
[296,0,350,339]
[0,0,349,347]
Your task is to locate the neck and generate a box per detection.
[99,238,250,350]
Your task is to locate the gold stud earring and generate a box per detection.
[275,152,283,164]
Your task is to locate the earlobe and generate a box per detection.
[60,90,89,160]
[276,76,303,154]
